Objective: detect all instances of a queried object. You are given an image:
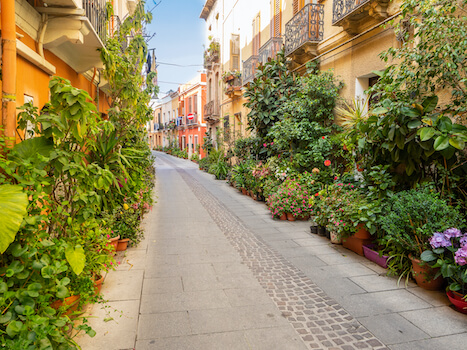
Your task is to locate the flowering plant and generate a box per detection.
[266,179,314,219]
[421,228,467,295]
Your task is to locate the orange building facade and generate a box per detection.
[177,73,207,159]
[1,1,134,145]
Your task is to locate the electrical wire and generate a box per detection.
[157,61,203,67]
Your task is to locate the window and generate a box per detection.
[252,13,261,56]
[272,0,282,37]
[224,116,230,142]
[187,96,192,115]
[293,0,305,15]
[193,94,198,115]
[230,34,240,70]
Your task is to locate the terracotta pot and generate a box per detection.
[117,238,130,251]
[409,255,444,290]
[108,235,120,255]
[286,213,295,221]
[94,275,104,295]
[353,224,372,239]
[241,188,247,195]
[279,213,287,221]
[330,231,342,244]
[51,295,81,316]
[446,290,467,314]
[343,235,373,256]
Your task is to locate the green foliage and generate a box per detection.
[244,50,299,139]
[375,0,467,113]
[0,185,28,253]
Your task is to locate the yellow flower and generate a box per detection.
[123,203,129,210]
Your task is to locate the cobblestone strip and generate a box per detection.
[161,155,388,350]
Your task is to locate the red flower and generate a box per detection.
[324,160,331,167]
[322,136,325,139]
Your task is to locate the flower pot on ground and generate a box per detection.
[279,213,287,221]
[342,224,373,256]
[330,231,342,244]
[317,225,326,237]
[51,295,81,316]
[363,244,389,268]
[446,290,467,314]
[108,234,120,255]
[241,188,247,195]
[117,238,130,251]
[310,226,318,234]
[286,212,296,221]
[409,254,444,290]
[94,274,105,295]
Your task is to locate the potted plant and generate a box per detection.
[378,186,464,289]
[422,228,467,313]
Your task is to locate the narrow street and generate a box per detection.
[78,153,467,350]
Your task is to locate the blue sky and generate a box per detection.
[145,0,206,97]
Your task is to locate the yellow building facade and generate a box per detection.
[200,0,404,144]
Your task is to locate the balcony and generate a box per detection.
[332,0,390,35]
[284,3,324,65]
[242,55,259,86]
[259,37,283,65]
[204,100,220,122]
[224,77,243,98]
[29,0,108,73]
[204,39,220,71]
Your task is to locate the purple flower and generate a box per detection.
[429,232,452,249]
[454,246,467,266]
[460,235,467,247]
[444,227,462,239]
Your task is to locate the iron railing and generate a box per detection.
[82,0,107,43]
[333,0,370,25]
[284,3,324,56]
[259,37,283,64]
[242,55,259,85]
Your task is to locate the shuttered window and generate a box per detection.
[230,34,240,70]
[252,13,261,55]
[193,94,198,114]
[273,0,282,37]
[293,0,305,15]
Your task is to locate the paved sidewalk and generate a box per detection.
[77,152,467,350]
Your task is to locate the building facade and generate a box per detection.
[177,73,207,159]
[1,0,136,145]
[200,0,404,144]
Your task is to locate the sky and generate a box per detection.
[145,0,206,98]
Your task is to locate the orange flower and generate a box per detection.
[324,160,331,167]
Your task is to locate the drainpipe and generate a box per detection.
[1,0,17,147]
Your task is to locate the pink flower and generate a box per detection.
[263,143,267,147]
[334,176,338,180]
[271,142,274,145]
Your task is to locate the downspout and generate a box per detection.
[1,0,17,147]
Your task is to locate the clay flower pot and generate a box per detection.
[51,295,81,316]
[446,290,467,314]
[241,188,247,195]
[117,238,130,251]
[108,235,120,255]
[279,213,287,221]
[94,274,104,295]
[409,254,444,290]
[286,213,295,221]
[342,224,373,256]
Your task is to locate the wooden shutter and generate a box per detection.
[252,13,261,56]
[193,94,198,114]
[273,0,281,37]
[293,0,305,15]
[230,34,240,70]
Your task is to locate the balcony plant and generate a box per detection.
[222,70,241,83]
[421,228,467,312]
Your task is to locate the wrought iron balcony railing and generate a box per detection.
[83,0,107,43]
[204,100,220,120]
[242,55,259,85]
[284,3,324,57]
[259,37,283,64]
[332,0,390,27]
